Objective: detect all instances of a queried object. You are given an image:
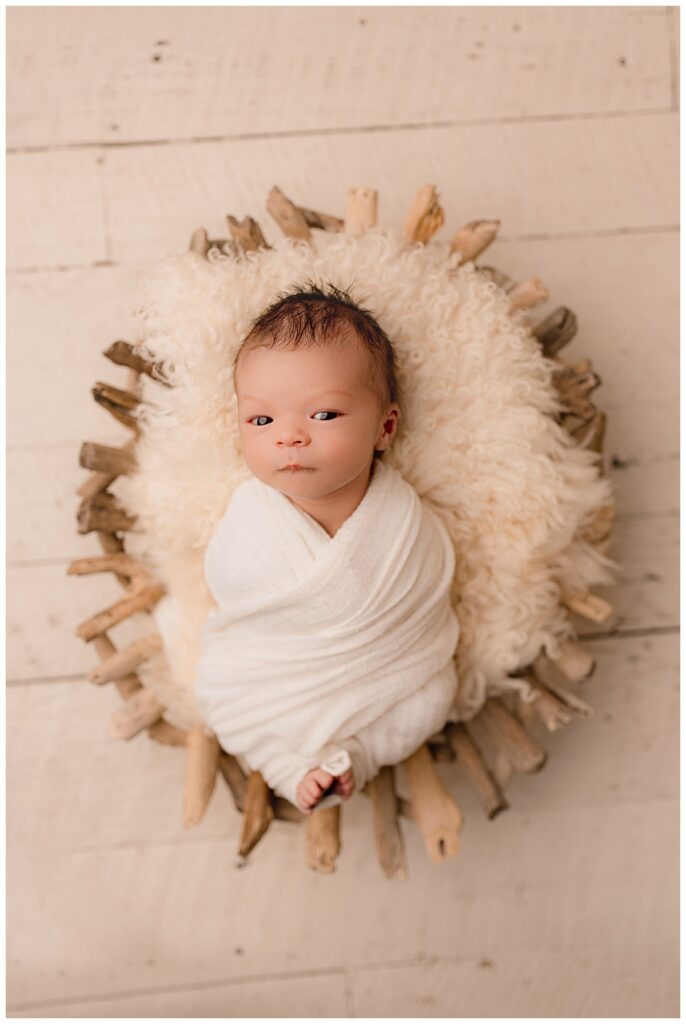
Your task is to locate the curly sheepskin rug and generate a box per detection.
[115,228,619,733]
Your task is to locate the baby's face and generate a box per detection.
[235,328,396,500]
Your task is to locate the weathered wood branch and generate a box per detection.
[368,766,407,879]
[79,441,137,476]
[306,805,342,873]
[183,728,220,828]
[88,632,163,684]
[266,186,311,241]
[450,219,500,263]
[226,215,269,252]
[445,722,508,819]
[148,720,188,746]
[345,186,378,235]
[509,276,549,312]
[110,687,166,740]
[238,771,274,857]
[103,340,166,383]
[77,492,137,535]
[468,697,547,773]
[218,752,248,812]
[532,307,578,356]
[578,501,616,546]
[92,633,141,700]
[92,381,140,433]
[300,206,344,232]
[549,638,596,682]
[561,589,614,623]
[76,583,166,641]
[403,744,461,863]
[532,657,595,716]
[404,185,445,244]
[67,552,150,585]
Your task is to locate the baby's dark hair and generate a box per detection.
[232,280,402,418]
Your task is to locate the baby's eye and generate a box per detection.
[248,415,272,426]
[312,411,339,421]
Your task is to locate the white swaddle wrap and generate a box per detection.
[194,458,461,808]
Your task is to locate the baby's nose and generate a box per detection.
[277,425,308,446]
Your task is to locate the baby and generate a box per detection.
[195,281,460,815]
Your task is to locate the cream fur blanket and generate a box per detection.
[115,228,619,736]
[194,458,460,806]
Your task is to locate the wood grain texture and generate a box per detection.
[6,7,673,148]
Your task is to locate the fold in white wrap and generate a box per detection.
[194,458,461,808]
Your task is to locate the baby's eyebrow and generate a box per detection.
[240,389,352,401]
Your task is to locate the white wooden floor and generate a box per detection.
[6,7,680,1018]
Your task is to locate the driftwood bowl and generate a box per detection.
[69,185,618,879]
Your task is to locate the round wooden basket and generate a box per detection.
[69,185,617,878]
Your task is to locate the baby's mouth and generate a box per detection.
[280,464,314,472]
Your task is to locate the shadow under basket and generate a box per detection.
[69,183,618,879]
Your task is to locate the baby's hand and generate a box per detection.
[296,767,335,814]
[295,765,357,814]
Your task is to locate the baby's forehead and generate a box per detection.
[236,333,372,388]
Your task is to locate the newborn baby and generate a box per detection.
[194,282,460,815]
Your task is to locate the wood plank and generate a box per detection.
[349,945,678,1017]
[9,972,349,1018]
[102,111,678,265]
[6,797,677,1006]
[7,8,672,149]
[7,563,148,679]
[7,266,143,445]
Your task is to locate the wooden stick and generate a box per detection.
[469,697,547,773]
[516,679,573,732]
[561,589,614,623]
[92,382,140,434]
[508,276,549,312]
[218,752,248,812]
[103,340,167,384]
[576,409,607,455]
[403,744,461,863]
[368,766,407,879]
[403,185,444,244]
[110,687,165,740]
[88,632,163,685]
[532,657,595,715]
[532,307,578,356]
[345,186,378,235]
[478,265,516,291]
[578,501,615,546]
[552,363,602,418]
[238,771,274,857]
[96,532,132,588]
[189,227,210,257]
[300,206,344,232]
[305,805,342,873]
[226,215,269,252]
[92,633,141,700]
[183,727,220,828]
[79,441,136,476]
[266,186,311,241]
[148,720,187,746]
[67,552,148,583]
[549,638,596,682]
[445,722,508,819]
[450,219,500,263]
[76,470,117,500]
[76,583,166,641]
[77,494,137,535]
